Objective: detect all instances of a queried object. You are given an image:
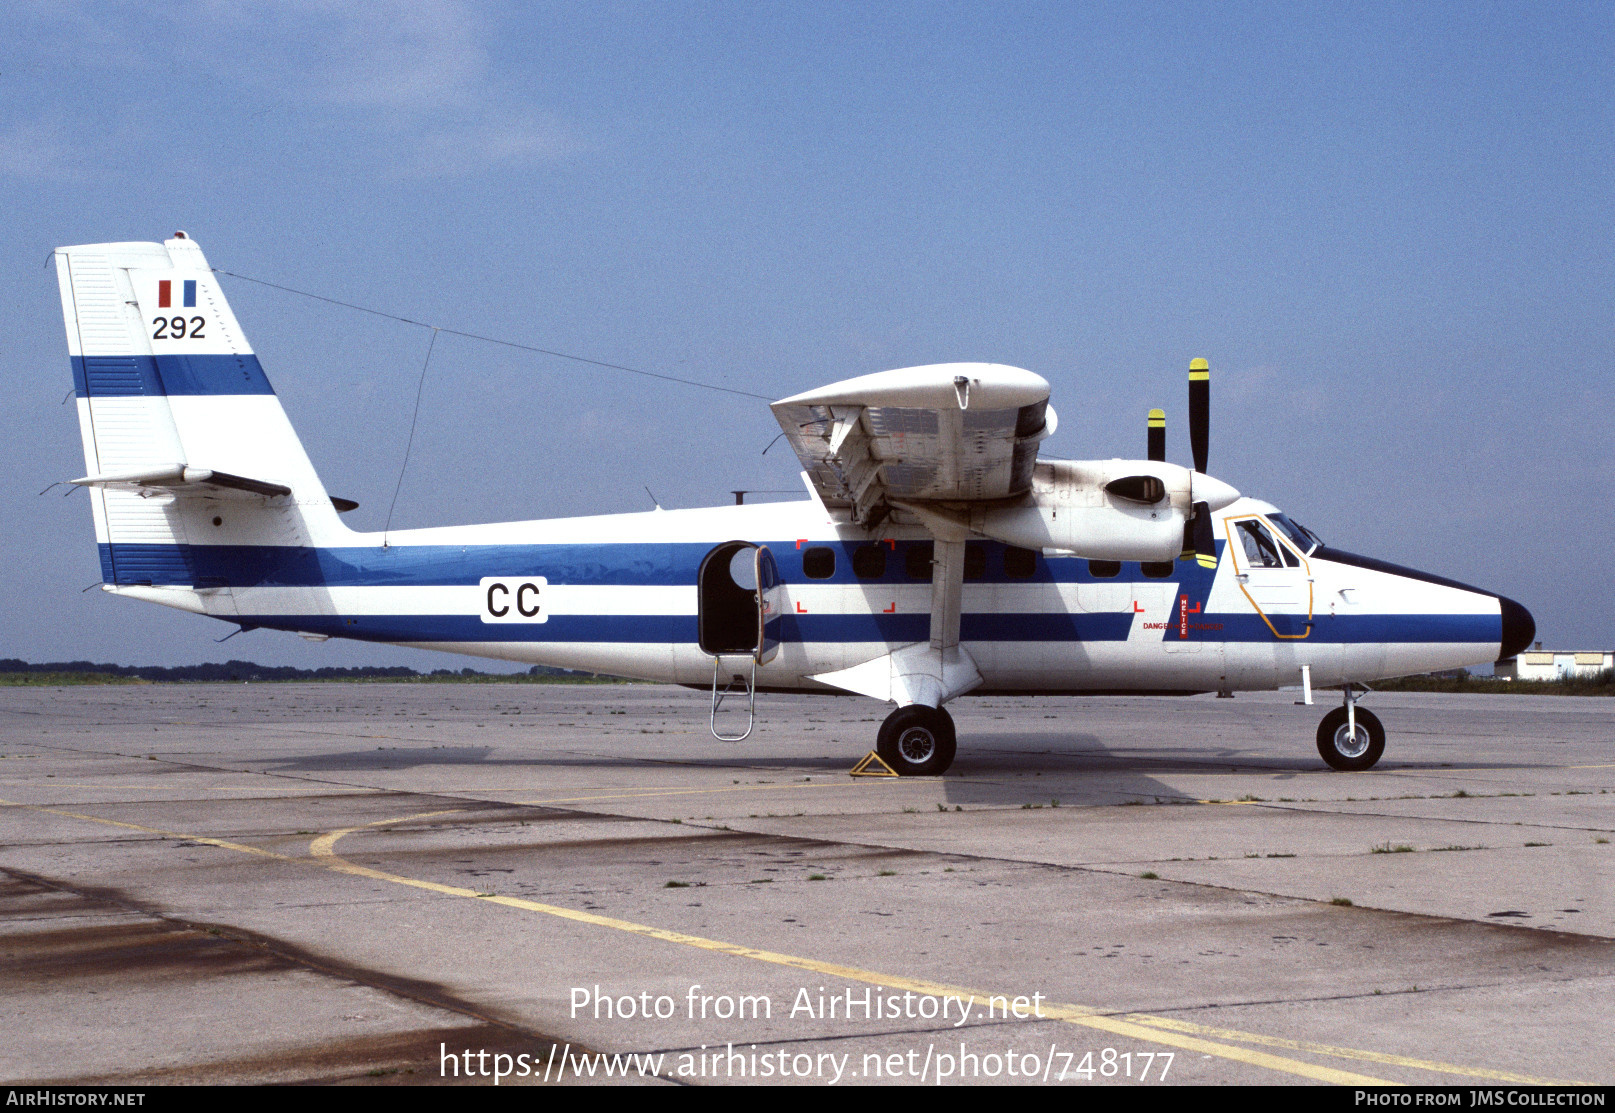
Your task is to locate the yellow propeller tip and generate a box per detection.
[1190,358,1209,370]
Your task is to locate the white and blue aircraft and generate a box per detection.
[52,234,1534,776]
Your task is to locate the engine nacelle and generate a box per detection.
[971,459,1192,561]
[895,460,1240,562]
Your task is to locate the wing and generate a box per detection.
[771,363,1057,527]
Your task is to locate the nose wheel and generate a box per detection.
[877,705,957,776]
[1316,704,1384,771]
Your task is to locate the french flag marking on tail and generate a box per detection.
[156,279,197,308]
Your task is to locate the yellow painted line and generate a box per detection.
[310,818,1390,1085]
[0,798,298,863]
[1123,1014,1575,1086]
[0,799,459,864]
[516,782,863,806]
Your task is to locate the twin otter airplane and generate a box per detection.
[54,234,1534,776]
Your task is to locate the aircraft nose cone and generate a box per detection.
[1191,472,1240,511]
[1497,595,1536,664]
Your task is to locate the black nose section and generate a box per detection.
[1497,596,1535,663]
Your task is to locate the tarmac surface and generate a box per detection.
[1,682,1611,1086]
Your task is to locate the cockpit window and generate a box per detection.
[1268,513,1322,554]
[1235,520,1288,568]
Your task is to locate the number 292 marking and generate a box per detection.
[152,316,205,340]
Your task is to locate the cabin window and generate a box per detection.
[802,546,836,579]
[852,544,886,579]
[1004,547,1037,579]
[964,543,987,581]
[1141,561,1175,578]
[1088,559,1121,578]
[905,542,933,581]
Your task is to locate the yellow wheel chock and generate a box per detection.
[849,750,899,777]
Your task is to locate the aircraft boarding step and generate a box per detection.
[709,656,757,741]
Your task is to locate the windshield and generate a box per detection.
[1267,513,1323,554]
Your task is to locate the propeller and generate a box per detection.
[1146,408,1165,462]
[1184,358,1221,567]
[1191,500,1217,568]
[1188,357,1209,475]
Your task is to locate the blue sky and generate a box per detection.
[3,1,1610,667]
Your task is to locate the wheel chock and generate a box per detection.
[849,750,898,777]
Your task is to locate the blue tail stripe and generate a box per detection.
[72,354,275,397]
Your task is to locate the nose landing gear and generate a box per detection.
[876,704,957,776]
[1316,684,1384,770]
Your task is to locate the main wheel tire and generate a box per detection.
[1316,706,1385,771]
[876,705,957,776]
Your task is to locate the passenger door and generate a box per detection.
[698,541,782,664]
[755,546,783,665]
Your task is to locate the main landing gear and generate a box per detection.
[877,705,957,776]
[1316,684,1384,771]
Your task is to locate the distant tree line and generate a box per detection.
[0,659,601,683]
[1370,669,1612,696]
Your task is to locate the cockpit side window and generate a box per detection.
[1268,513,1322,555]
[1235,520,1287,568]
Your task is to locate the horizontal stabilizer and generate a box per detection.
[72,465,292,499]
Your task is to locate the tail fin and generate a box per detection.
[55,233,347,593]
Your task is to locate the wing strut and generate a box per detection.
[929,537,965,653]
[808,521,981,708]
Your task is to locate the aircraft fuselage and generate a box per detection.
[102,494,1528,696]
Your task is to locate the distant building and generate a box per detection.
[1495,643,1614,681]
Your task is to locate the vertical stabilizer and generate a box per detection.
[55,234,347,594]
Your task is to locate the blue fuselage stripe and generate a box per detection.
[230,611,1499,645]
[235,612,1145,644]
[98,540,1501,647]
[101,539,1203,587]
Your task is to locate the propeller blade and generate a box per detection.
[1188,358,1209,475]
[1192,500,1217,568]
[1147,408,1165,462]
